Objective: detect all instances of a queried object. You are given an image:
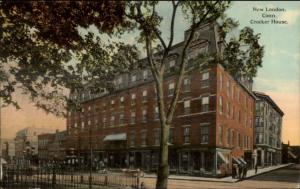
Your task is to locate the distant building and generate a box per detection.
[15,127,54,165]
[38,130,67,162]
[282,142,299,164]
[1,139,15,163]
[254,92,284,167]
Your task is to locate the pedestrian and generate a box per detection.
[238,164,243,179]
[255,163,258,174]
[232,164,237,179]
[242,163,248,179]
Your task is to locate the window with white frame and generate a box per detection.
[201,72,210,88]
[202,96,209,112]
[219,125,223,144]
[142,90,148,102]
[111,99,115,105]
[169,128,174,144]
[120,96,124,107]
[183,127,190,144]
[143,70,148,80]
[231,130,235,145]
[131,93,136,105]
[227,128,231,146]
[183,77,191,92]
[102,117,107,127]
[130,131,135,147]
[219,96,223,115]
[141,130,147,146]
[154,129,161,145]
[119,113,125,125]
[142,109,147,123]
[169,60,176,71]
[131,74,137,82]
[131,111,136,124]
[184,100,191,114]
[154,106,159,120]
[110,115,115,127]
[168,82,174,96]
[82,121,85,129]
[200,125,209,143]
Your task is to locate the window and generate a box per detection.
[201,126,209,144]
[102,117,107,127]
[110,116,115,127]
[141,131,147,146]
[231,130,235,145]
[184,100,191,114]
[183,127,190,144]
[238,110,241,123]
[130,131,135,147]
[142,109,147,123]
[227,128,231,146]
[202,96,209,112]
[183,77,191,92]
[88,120,91,126]
[201,72,209,88]
[238,133,242,147]
[219,125,223,144]
[143,70,148,80]
[219,97,223,115]
[131,112,136,124]
[154,106,159,120]
[120,96,124,107]
[131,74,137,82]
[169,60,176,71]
[219,74,223,90]
[154,129,161,145]
[88,106,91,111]
[226,102,229,117]
[169,128,174,144]
[74,123,77,128]
[168,82,174,96]
[111,100,115,105]
[226,81,230,97]
[142,90,148,102]
[81,121,85,129]
[131,93,136,105]
[119,113,124,125]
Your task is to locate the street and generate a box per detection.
[140,164,300,189]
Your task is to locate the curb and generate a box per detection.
[143,164,293,184]
[235,163,294,183]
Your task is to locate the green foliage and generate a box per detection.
[0,1,139,116]
[219,18,264,79]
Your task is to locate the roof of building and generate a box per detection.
[253,91,284,116]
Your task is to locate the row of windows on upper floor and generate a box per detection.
[255,133,281,148]
[218,125,252,149]
[218,96,253,128]
[69,71,210,115]
[69,96,213,129]
[219,72,253,109]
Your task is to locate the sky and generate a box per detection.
[1,1,300,145]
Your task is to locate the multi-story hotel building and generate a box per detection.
[254,91,284,167]
[66,22,255,177]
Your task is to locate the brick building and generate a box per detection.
[254,91,284,167]
[66,22,255,177]
[38,130,67,162]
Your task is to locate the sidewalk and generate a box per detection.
[143,163,293,183]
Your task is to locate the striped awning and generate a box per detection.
[288,151,297,159]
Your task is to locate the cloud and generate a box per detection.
[279,8,300,25]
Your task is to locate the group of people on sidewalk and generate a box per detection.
[232,163,248,179]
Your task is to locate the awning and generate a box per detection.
[232,157,241,164]
[288,151,297,159]
[238,157,247,165]
[217,152,229,164]
[103,133,127,141]
[0,158,7,164]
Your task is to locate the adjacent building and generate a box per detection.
[1,139,15,163]
[66,22,256,177]
[38,130,67,162]
[15,127,53,165]
[254,91,284,167]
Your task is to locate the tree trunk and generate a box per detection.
[156,123,169,189]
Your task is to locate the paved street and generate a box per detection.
[140,164,300,189]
